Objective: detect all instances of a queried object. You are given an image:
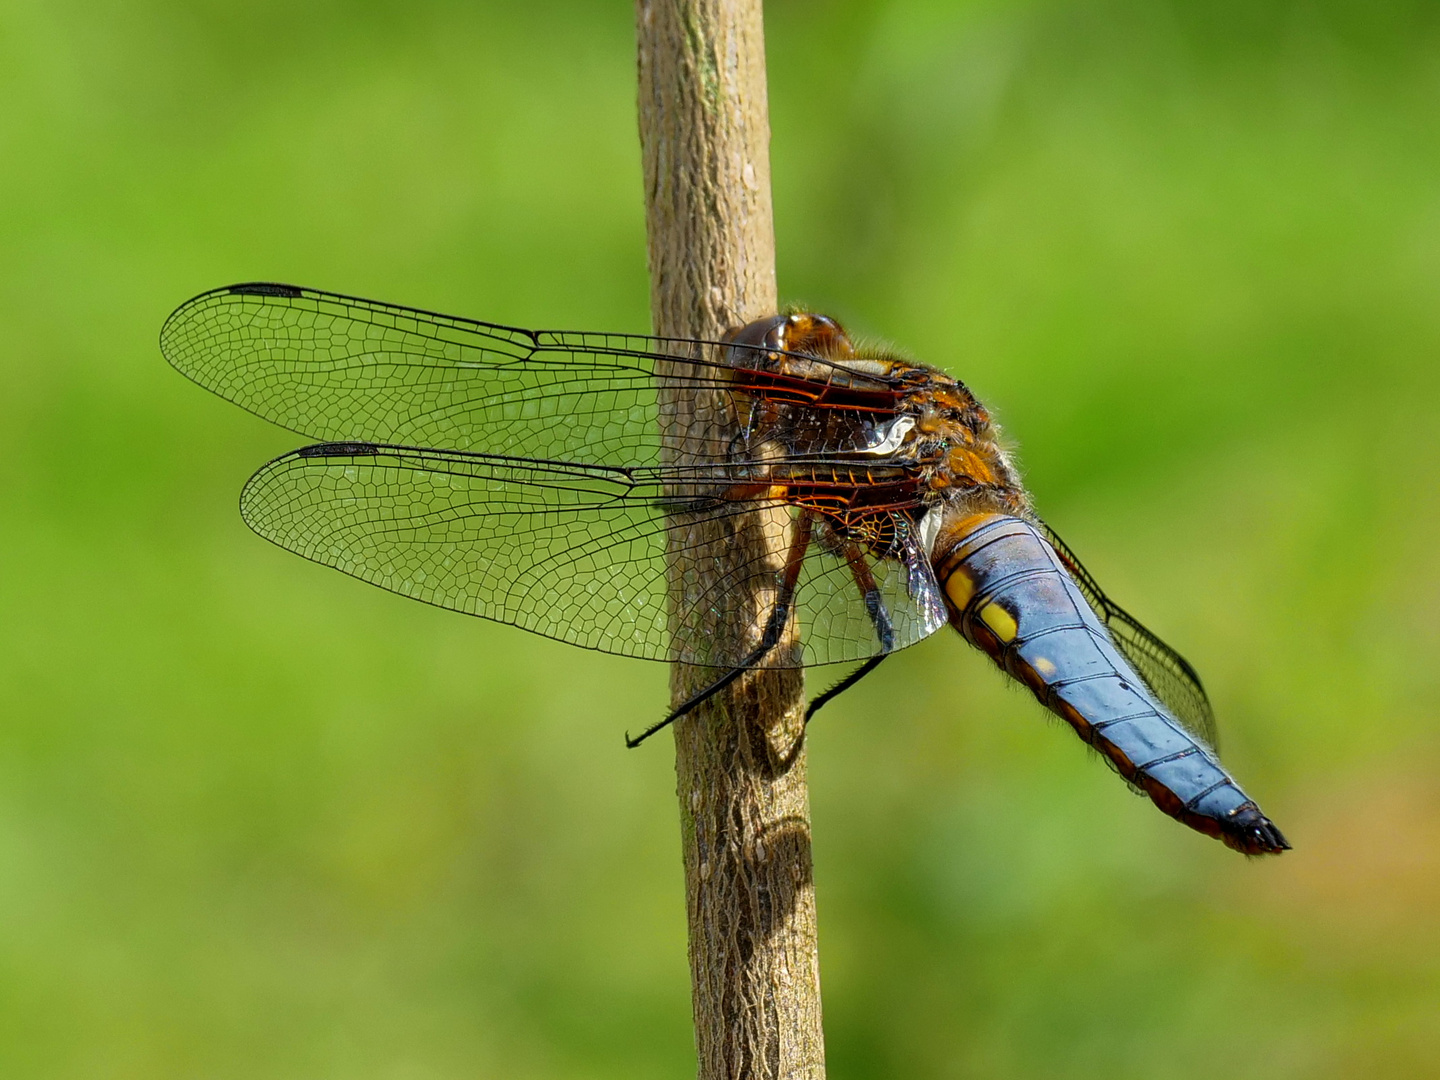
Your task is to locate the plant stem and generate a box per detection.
[636,1,826,1077]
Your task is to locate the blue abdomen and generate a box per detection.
[935,514,1286,855]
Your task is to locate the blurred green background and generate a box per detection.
[3,0,1438,1076]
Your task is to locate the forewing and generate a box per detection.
[161,283,727,466]
[1039,522,1220,751]
[240,443,946,666]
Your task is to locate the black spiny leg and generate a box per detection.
[805,653,890,723]
[804,538,896,724]
[626,511,816,748]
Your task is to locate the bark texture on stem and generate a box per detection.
[636,2,825,1078]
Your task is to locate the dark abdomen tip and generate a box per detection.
[1222,805,1291,855]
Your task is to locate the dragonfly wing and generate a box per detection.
[161,283,730,466]
[161,283,912,465]
[900,525,949,633]
[794,515,948,664]
[1037,521,1220,751]
[240,443,946,666]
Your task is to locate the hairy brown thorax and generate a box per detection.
[723,311,1029,565]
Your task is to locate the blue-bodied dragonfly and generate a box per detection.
[162,283,1287,855]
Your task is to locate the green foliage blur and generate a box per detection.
[3,0,1437,1076]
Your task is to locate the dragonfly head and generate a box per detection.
[723,312,853,363]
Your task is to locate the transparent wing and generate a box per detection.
[240,442,947,667]
[799,514,948,660]
[1039,521,1220,751]
[899,527,948,634]
[160,283,903,467]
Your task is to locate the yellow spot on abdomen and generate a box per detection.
[944,569,975,612]
[980,602,1018,642]
[1032,655,1057,678]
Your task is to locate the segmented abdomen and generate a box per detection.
[935,515,1287,855]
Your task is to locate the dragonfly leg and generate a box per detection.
[625,511,816,748]
[841,537,896,653]
[804,538,896,723]
[804,653,889,724]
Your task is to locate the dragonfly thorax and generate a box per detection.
[726,312,1028,505]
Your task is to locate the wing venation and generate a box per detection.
[161,283,899,468]
[241,443,947,667]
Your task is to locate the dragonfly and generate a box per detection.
[161,282,1288,856]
